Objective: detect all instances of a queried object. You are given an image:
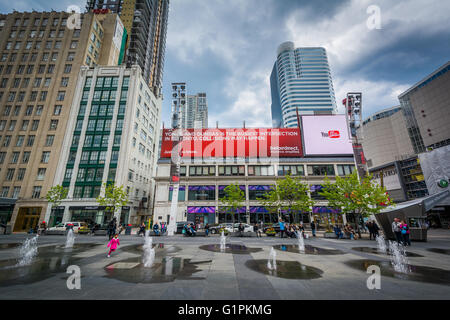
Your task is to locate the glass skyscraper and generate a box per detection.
[271,42,337,128]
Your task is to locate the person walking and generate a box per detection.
[238,223,244,237]
[310,221,316,237]
[392,218,402,244]
[205,223,210,237]
[372,221,380,238]
[279,219,285,238]
[254,223,261,237]
[367,222,375,240]
[107,234,120,257]
[400,220,411,246]
[107,218,117,240]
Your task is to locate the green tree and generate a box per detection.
[319,171,393,232]
[96,183,129,222]
[219,183,246,227]
[258,175,314,223]
[46,185,68,208]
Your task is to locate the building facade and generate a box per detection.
[86,0,170,97]
[153,158,356,227]
[271,41,337,128]
[47,65,161,227]
[186,93,208,129]
[0,11,124,232]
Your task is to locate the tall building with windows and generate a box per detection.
[0,11,125,231]
[186,93,208,129]
[170,83,208,129]
[48,65,162,227]
[271,41,337,128]
[86,0,170,97]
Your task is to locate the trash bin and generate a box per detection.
[125,226,132,235]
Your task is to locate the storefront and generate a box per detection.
[218,207,247,224]
[0,198,15,225]
[13,207,42,232]
[48,206,65,227]
[69,206,111,227]
[250,206,278,224]
[312,206,343,226]
[187,206,216,226]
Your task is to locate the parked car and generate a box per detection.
[48,222,87,234]
[233,223,254,233]
[210,223,234,234]
[176,221,195,234]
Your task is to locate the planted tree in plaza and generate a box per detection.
[96,183,129,223]
[319,171,393,232]
[258,175,314,223]
[46,185,68,209]
[220,183,246,227]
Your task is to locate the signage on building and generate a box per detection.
[301,115,354,156]
[160,128,303,159]
[92,9,110,14]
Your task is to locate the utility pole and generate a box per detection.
[167,83,186,236]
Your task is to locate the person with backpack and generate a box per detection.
[400,220,411,246]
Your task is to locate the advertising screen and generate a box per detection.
[301,115,353,156]
[160,128,303,159]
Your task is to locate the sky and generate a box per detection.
[1,0,449,128]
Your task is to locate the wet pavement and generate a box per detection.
[344,259,450,285]
[274,244,344,255]
[0,231,449,299]
[199,244,262,254]
[352,247,424,257]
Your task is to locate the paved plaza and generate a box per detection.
[0,230,449,300]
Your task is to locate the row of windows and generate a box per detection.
[0,77,69,89]
[0,186,22,198]
[168,185,334,202]
[175,165,354,177]
[2,167,46,182]
[0,119,58,132]
[0,149,50,164]
[0,62,72,76]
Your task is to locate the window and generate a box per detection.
[39,91,47,101]
[17,168,26,181]
[218,166,245,176]
[310,185,327,200]
[45,135,54,146]
[60,77,69,87]
[36,105,43,115]
[8,120,16,131]
[249,185,273,200]
[21,120,29,131]
[41,151,50,163]
[337,165,355,176]
[6,169,15,181]
[307,165,335,176]
[278,165,305,176]
[26,135,35,146]
[70,41,78,49]
[3,135,11,147]
[22,151,31,163]
[32,186,42,199]
[188,186,216,201]
[29,91,38,102]
[1,187,9,198]
[57,91,65,101]
[64,168,73,181]
[12,187,21,199]
[10,152,20,163]
[34,78,42,87]
[25,106,33,115]
[43,78,51,87]
[49,120,58,130]
[31,120,39,131]
[37,168,46,180]
[248,166,274,176]
[0,120,6,131]
[13,106,21,116]
[64,64,72,73]
[0,152,6,164]
[47,64,55,73]
[16,135,25,147]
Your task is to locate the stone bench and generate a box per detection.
[94,230,108,236]
[45,230,66,235]
[230,232,257,237]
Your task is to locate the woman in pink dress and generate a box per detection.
[107,234,120,257]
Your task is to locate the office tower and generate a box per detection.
[0,11,125,231]
[86,0,170,97]
[186,93,208,129]
[271,41,337,128]
[48,65,162,226]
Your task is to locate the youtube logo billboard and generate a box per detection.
[301,115,353,156]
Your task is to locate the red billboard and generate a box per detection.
[160,128,303,159]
